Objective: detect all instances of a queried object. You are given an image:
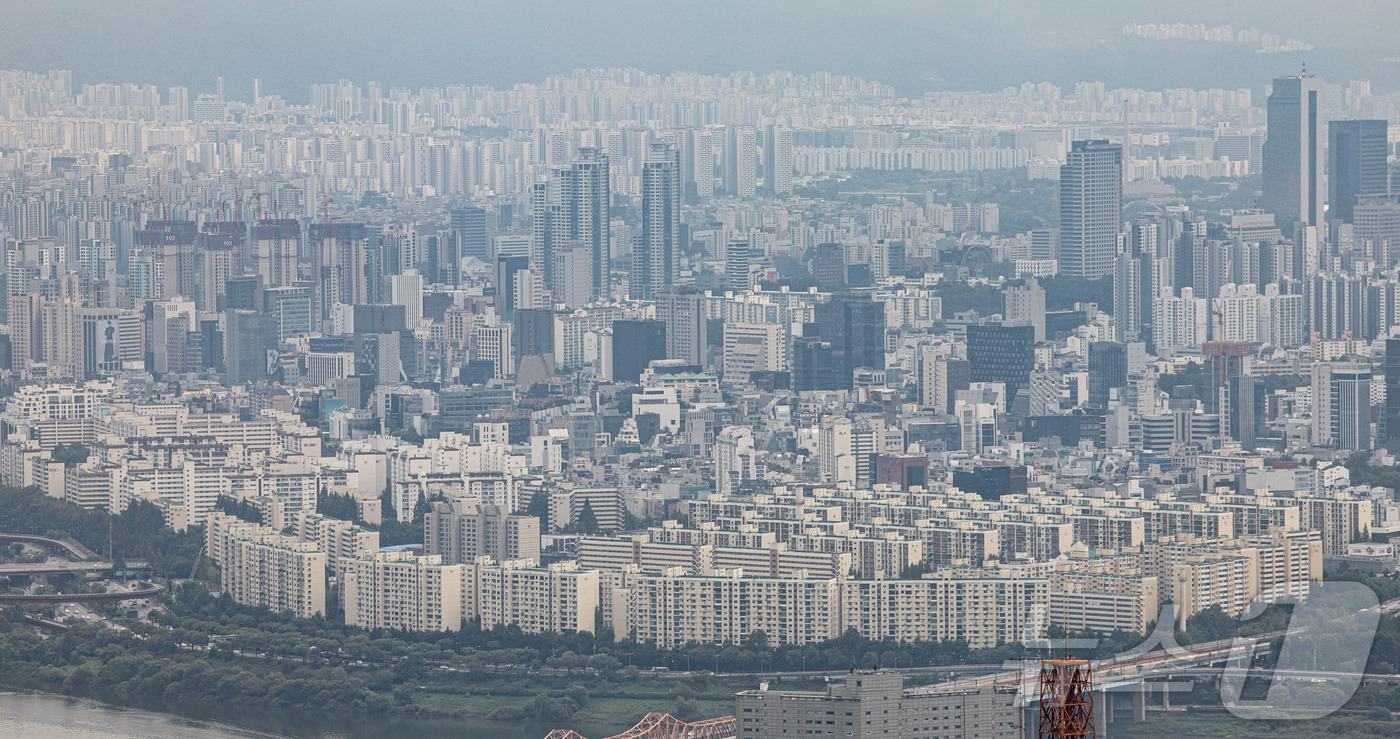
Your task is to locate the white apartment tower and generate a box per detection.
[631,143,681,300]
[764,125,794,197]
[724,126,758,199]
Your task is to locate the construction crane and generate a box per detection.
[188,545,204,580]
[316,160,332,225]
[224,140,242,222]
[250,192,268,223]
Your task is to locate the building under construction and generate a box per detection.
[1202,341,1255,450]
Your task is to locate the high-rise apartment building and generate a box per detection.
[251,220,300,289]
[656,290,708,365]
[631,143,680,300]
[723,126,757,199]
[1004,278,1046,342]
[532,147,611,300]
[1262,75,1325,229]
[764,125,794,197]
[685,128,715,203]
[1386,338,1400,451]
[424,498,541,565]
[1059,140,1122,279]
[309,222,371,326]
[198,231,238,311]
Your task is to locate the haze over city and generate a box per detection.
[3,1,1399,96]
[1,2,1400,738]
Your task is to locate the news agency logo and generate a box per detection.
[1007,581,1382,719]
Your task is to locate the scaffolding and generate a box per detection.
[1038,655,1095,738]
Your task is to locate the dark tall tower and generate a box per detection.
[1386,338,1400,451]
[1262,75,1325,230]
[450,206,490,279]
[611,319,666,383]
[966,322,1035,402]
[813,243,845,289]
[513,308,554,363]
[1329,119,1389,224]
[1087,341,1129,410]
[224,309,278,386]
[495,255,530,320]
[812,291,885,390]
[1059,140,1122,279]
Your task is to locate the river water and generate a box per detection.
[0,691,622,738]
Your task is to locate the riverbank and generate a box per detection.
[0,689,632,739]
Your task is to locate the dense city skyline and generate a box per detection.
[4,3,1400,736]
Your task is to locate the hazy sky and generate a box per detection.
[3,1,1396,99]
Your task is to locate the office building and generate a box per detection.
[1087,341,1128,409]
[966,322,1035,403]
[1203,341,1256,450]
[1313,362,1374,451]
[1262,75,1325,229]
[225,309,279,386]
[611,319,666,383]
[1059,140,1122,278]
[725,239,751,293]
[451,205,489,264]
[80,309,142,378]
[512,308,554,364]
[813,243,845,289]
[1329,120,1389,224]
[1355,195,1400,267]
[812,291,885,390]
